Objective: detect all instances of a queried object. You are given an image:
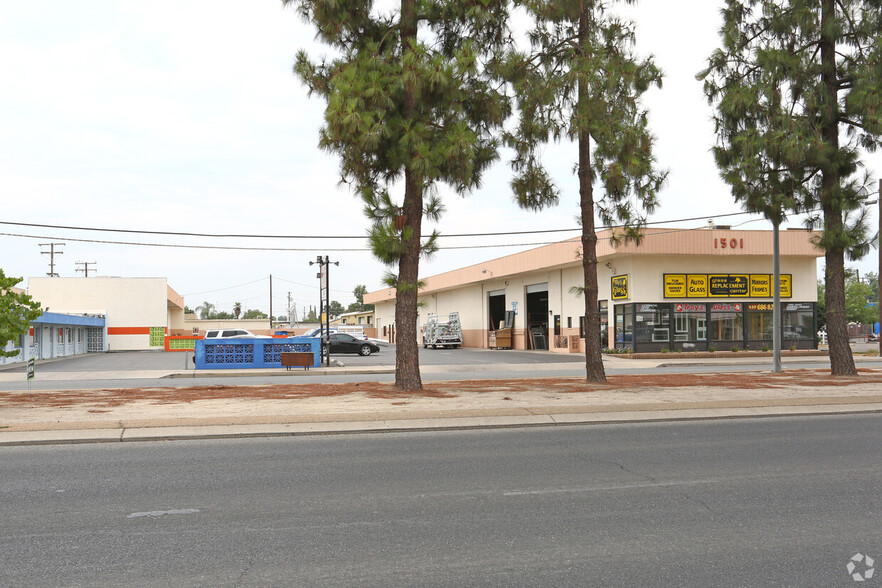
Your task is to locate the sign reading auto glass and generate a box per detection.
[611,275,629,300]
[663,274,792,298]
[687,274,708,297]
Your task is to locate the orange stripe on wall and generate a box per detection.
[107,327,151,335]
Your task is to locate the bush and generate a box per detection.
[730,345,740,352]
[708,346,716,353]
[761,346,769,352]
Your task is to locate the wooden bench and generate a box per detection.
[281,352,314,370]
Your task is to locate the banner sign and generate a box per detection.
[664,273,791,299]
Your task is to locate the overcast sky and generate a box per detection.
[1,1,879,317]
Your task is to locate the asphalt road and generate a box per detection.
[1,415,880,586]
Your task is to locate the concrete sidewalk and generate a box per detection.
[2,361,881,446]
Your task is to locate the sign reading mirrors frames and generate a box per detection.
[664,274,792,298]
[611,275,629,300]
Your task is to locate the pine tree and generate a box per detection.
[504,0,666,382]
[288,0,510,390]
[699,0,881,375]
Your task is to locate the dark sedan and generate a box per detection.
[322,333,380,356]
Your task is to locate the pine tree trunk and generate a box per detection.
[578,2,606,383]
[394,0,423,391]
[820,0,856,376]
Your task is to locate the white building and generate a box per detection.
[27,277,186,352]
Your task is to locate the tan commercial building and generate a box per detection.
[365,227,823,353]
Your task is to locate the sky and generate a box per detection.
[1,1,879,318]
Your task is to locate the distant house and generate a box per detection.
[330,310,375,336]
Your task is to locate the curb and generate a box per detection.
[3,403,881,447]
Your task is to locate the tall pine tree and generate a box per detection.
[504,0,666,382]
[287,0,510,390]
[699,0,881,376]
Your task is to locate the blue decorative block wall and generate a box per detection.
[194,337,320,370]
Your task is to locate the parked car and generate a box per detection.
[322,333,380,356]
[204,329,271,339]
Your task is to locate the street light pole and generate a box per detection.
[309,255,338,367]
[772,219,782,372]
[878,179,881,357]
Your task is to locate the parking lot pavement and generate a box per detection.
[0,345,586,374]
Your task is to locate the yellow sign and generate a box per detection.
[664,273,793,298]
[663,274,687,298]
[729,274,749,296]
[779,274,792,298]
[686,274,708,297]
[750,274,771,297]
[611,275,629,300]
[708,274,730,297]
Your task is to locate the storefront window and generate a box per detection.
[746,303,774,341]
[673,304,707,342]
[710,303,743,341]
[635,304,670,344]
[783,303,814,341]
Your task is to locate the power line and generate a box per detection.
[182,277,268,297]
[0,210,756,240]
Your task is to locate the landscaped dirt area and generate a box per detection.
[2,369,881,409]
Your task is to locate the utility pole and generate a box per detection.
[269,274,273,331]
[39,243,65,277]
[877,179,881,357]
[861,179,882,356]
[310,255,339,367]
[75,261,97,277]
[287,291,293,327]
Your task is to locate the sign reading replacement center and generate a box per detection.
[664,274,791,298]
[611,275,629,300]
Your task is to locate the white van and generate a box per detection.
[302,326,368,340]
[204,329,271,339]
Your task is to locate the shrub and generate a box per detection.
[730,345,739,352]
